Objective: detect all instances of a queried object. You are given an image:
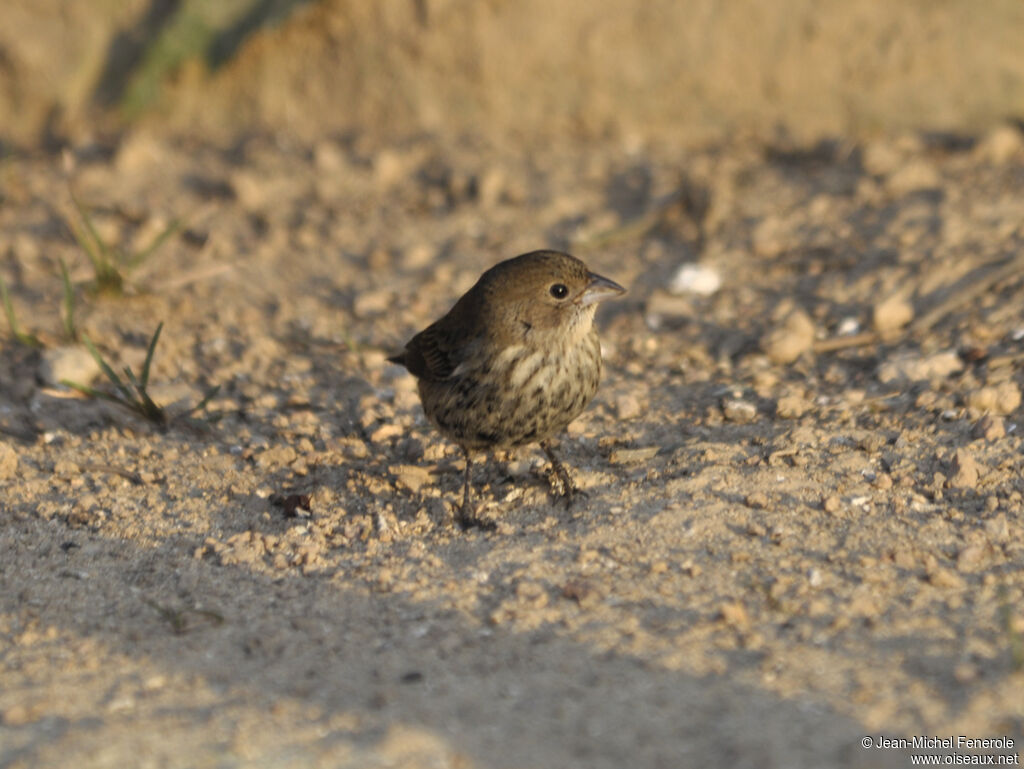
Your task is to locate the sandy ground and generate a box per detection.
[2,127,1024,768]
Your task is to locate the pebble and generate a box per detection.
[114,132,168,174]
[752,216,788,257]
[891,548,916,569]
[39,346,101,388]
[972,414,1006,441]
[669,263,721,296]
[514,580,548,609]
[392,464,432,493]
[956,545,986,572]
[644,291,693,329]
[836,317,861,336]
[862,140,903,176]
[872,293,913,335]
[353,289,394,317]
[476,166,506,208]
[608,447,659,464]
[985,514,1009,542]
[927,566,965,590]
[1,703,40,726]
[402,243,436,269]
[53,459,80,479]
[946,448,980,489]
[313,140,347,172]
[847,593,880,618]
[256,445,298,469]
[886,159,940,194]
[775,394,809,419]
[561,578,601,607]
[744,492,769,509]
[0,442,17,479]
[374,148,413,188]
[615,393,644,421]
[717,601,750,629]
[965,382,1021,416]
[147,382,193,411]
[877,351,962,383]
[762,309,815,364]
[722,398,757,423]
[953,663,978,684]
[230,169,274,210]
[973,123,1024,165]
[858,433,886,453]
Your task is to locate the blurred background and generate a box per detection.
[3,0,1024,149]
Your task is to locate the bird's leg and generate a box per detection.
[456,448,475,527]
[462,448,473,509]
[541,440,586,507]
[456,448,495,530]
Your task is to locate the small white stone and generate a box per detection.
[722,398,757,423]
[836,317,861,336]
[669,263,721,296]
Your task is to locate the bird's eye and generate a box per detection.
[549,283,569,299]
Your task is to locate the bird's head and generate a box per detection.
[474,250,625,342]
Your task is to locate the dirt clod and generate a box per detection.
[762,309,815,364]
[946,448,981,489]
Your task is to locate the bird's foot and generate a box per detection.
[455,502,497,531]
[557,478,589,509]
[544,464,588,508]
[540,441,587,509]
[454,449,495,530]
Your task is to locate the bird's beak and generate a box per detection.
[579,272,626,306]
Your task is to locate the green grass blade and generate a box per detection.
[70,192,113,267]
[138,391,166,423]
[125,366,164,421]
[61,379,130,405]
[999,584,1024,670]
[1,274,21,337]
[70,192,125,294]
[120,325,167,424]
[58,257,77,341]
[81,333,134,402]
[68,219,103,275]
[0,274,41,347]
[140,322,163,390]
[123,365,163,418]
[183,384,221,417]
[128,218,182,268]
[123,365,143,394]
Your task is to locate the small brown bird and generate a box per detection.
[389,250,625,526]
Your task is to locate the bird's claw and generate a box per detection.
[546,467,587,508]
[563,485,589,509]
[558,482,589,509]
[456,502,497,531]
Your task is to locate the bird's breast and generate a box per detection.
[419,330,602,450]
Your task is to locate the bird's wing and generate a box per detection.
[400,322,465,381]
